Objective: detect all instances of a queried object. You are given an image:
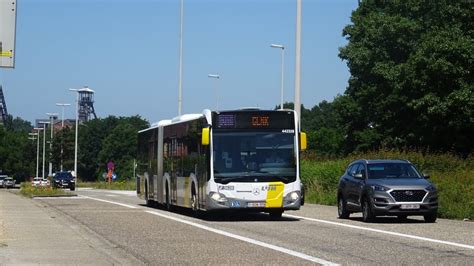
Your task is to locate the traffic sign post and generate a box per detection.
[107,161,115,185]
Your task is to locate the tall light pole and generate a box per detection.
[56,103,71,171]
[271,44,285,110]
[33,128,43,178]
[56,103,71,128]
[294,0,302,127]
[46,113,58,176]
[208,74,220,110]
[29,131,40,179]
[38,121,50,179]
[178,0,184,115]
[69,88,80,183]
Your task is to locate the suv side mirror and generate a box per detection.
[354,173,364,179]
[423,173,430,179]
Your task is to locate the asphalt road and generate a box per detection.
[3,188,474,265]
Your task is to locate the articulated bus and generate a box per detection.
[137,109,307,218]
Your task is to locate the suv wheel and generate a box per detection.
[397,215,408,221]
[424,213,437,223]
[362,198,375,222]
[338,196,350,219]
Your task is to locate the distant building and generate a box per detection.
[35,119,76,131]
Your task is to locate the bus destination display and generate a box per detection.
[214,111,294,129]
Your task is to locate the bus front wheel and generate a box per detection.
[269,210,283,219]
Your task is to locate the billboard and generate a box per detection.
[0,0,17,68]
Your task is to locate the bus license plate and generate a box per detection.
[248,202,266,208]
[400,204,420,210]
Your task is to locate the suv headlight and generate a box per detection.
[209,192,227,203]
[371,185,390,192]
[425,184,436,192]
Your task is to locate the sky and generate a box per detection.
[0,0,358,125]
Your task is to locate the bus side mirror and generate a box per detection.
[201,128,210,146]
[300,132,307,151]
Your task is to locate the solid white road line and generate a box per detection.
[145,210,338,266]
[285,214,474,250]
[35,196,85,200]
[79,195,337,265]
[79,195,138,209]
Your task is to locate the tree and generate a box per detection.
[0,125,35,181]
[4,115,33,133]
[98,123,138,180]
[339,1,473,155]
[51,127,75,172]
[77,115,149,181]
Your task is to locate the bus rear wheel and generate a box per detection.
[145,182,151,207]
[165,182,171,211]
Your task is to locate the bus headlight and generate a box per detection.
[289,192,299,201]
[209,192,228,203]
[284,191,300,204]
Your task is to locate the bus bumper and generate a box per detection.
[205,193,301,211]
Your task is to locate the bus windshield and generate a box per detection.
[213,131,296,183]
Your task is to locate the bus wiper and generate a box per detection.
[272,176,289,182]
[216,176,244,184]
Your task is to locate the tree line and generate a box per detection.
[1,1,472,181]
[283,1,473,158]
[0,115,149,182]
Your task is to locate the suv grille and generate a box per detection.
[390,190,426,202]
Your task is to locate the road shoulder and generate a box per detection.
[0,190,143,264]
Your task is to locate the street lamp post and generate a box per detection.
[208,74,220,110]
[178,0,184,115]
[271,44,285,110]
[46,113,58,176]
[69,88,80,184]
[29,131,40,178]
[56,103,71,171]
[38,121,50,179]
[294,0,302,126]
[56,103,71,128]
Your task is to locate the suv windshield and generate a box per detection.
[213,131,296,183]
[367,163,421,179]
[54,172,74,180]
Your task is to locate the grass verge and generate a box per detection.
[301,150,474,220]
[19,182,75,198]
[77,180,136,190]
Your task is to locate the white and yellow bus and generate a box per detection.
[137,109,306,218]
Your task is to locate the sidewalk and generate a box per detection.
[0,190,141,264]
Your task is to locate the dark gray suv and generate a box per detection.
[337,160,438,223]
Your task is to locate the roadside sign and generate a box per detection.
[107,161,115,171]
[0,0,17,68]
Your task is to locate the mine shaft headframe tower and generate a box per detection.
[0,85,8,125]
[78,87,97,122]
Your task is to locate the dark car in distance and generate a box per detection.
[337,160,438,223]
[53,171,76,191]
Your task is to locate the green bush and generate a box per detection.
[302,150,473,220]
[78,180,136,190]
[19,182,74,198]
